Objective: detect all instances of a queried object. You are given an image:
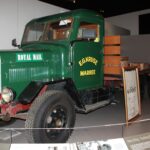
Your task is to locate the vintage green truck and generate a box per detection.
[0,9,113,143]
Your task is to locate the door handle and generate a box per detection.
[68,62,73,66]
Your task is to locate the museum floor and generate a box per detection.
[0,89,150,143]
[68,90,150,143]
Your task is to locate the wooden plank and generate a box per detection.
[104,76,121,81]
[104,66,122,75]
[104,56,121,65]
[104,46,121,55]
[130,62,150,71]
[104,36,121,45]
[121,56,128,61]
[139,63,150,70]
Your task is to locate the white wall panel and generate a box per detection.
[0,0,67,49]
[0,0,18,49]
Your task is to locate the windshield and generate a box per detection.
[22,18,72,43]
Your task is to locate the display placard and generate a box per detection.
[122,67,141,125]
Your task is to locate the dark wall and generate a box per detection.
[139,13,150,34]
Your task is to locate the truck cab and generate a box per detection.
[0,9,112,143]
[21,9,104,90]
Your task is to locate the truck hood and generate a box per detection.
[0,49,22,52]
[0,43,68,67]
[0,41,68,53]
[0,41,70,98]
[21,42,67,51]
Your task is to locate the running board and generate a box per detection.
[76,99,111,114]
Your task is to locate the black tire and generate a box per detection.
[25,90,76,143]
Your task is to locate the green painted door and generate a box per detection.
[72,41,103,90]
[72,20,104,90]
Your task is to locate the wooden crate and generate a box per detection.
[104,36,121,45]
[104,35,129,75]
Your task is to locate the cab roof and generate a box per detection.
[28,9,103,24]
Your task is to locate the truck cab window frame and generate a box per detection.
[77,22,100,42]
[22,18,73,43]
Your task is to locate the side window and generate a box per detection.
[44,19,72,41]
[77,22,100,42]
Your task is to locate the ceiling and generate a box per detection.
[39,0,150,18]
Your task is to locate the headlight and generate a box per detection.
[1,87,14,103]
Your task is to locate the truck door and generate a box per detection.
[72,20,104,90]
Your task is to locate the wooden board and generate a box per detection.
[104,56,128,64]
[104,46,121,55]
[104,66,122,75]
[130,62,150,71]
[104,56,120,65]
[104,36,121,45]
[104,55,129,75]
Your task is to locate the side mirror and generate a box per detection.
[12,39,19,47]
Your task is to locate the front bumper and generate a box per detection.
[0,102,30,120]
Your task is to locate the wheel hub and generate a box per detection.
[45,106,67,131]
[56,119,63,127]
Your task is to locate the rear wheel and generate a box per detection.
[25,90,75,143]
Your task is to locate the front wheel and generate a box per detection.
[25,90,76,143]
